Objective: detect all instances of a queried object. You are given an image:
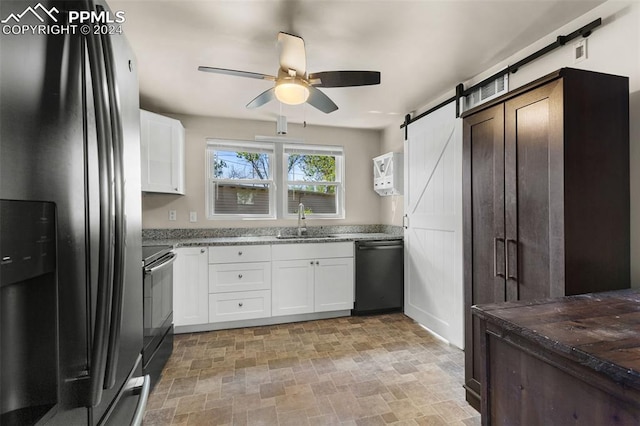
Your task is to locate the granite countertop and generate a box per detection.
[472,289,640,392]
[144,232,402,248]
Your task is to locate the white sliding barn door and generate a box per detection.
[404,102,463,349]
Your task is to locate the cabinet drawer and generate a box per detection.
[272,242,353,261]
[209,262,271,293]
[209,245,271,264]
[209,290,271,322]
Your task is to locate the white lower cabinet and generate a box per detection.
[272,243,354,317]
[173,247,209,326]
[209,290,271,322]
[208,245,272,323]
[314,257,354,312]
[209,262,271,293]
[174,242,355,330]
[272,259,315,316]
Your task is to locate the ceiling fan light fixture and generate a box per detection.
[275,79,309,105]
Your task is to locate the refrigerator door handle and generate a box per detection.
[85,0,115,407]
[100,9,126,390]
[131,375,151,426]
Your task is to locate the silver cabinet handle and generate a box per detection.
[494,237,505,278]
[506,238,518,281]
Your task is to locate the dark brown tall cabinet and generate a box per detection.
[462,68,630,411]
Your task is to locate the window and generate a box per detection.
[206,140,275,218]
[206,139,344,219]
[284,144,344,218]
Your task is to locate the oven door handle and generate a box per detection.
[144,253,177,275]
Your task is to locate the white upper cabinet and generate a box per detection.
[140,109,185,194]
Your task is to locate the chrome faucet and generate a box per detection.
[297,202,307,236]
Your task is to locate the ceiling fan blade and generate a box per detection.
[198,66,276,81]
[308,71,380,87]
[277,32,306,77]
[306,86,338,114]
[247,87,276,109]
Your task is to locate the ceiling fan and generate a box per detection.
[198,32,381,114]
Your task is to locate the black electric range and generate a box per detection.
[142,245,175,390]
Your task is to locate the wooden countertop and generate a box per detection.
[472,289,640,392]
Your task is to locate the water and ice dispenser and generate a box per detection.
[1,200,58,425]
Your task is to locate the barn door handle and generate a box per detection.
[494,237,505,277]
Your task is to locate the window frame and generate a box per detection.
[205,139,276,220]
[205,138,345,220]
[282,144,345,220]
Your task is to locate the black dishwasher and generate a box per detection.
[353,239,404,315]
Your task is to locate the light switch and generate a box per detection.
[189,211,197,222]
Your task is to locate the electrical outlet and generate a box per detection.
[168,210,177,221]
[573,39,587,64]
[189,211,197,222]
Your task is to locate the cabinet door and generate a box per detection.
[173,247,209,326]
[462,102,505,408]
[504,79,563,301]
[140,110,185,194]
[314,257,354,312]
[272,259,314,316]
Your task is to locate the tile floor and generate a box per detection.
[143,314,480,425]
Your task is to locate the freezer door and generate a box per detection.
[0,1,91,422]
[0,0,143,424]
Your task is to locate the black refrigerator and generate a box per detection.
[0,1,149,424]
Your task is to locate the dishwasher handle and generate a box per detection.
[357,240,403,250]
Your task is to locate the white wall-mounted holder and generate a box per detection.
[373,152,403,196]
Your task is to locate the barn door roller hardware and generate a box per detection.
[401,17,602,137]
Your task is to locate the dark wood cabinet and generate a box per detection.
[462,68,630,411]
[472,290,640,425]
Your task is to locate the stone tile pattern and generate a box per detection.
[143,314,480,426]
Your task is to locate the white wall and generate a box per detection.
[142,115,383,228]
[381,0,640,286]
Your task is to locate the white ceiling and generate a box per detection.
[108,0,604,129]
